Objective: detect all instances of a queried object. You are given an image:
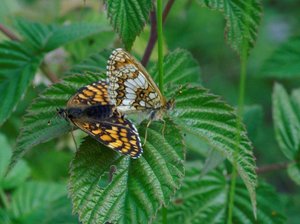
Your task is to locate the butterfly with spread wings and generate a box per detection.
[106,48,174,122]
[57,80,143,159]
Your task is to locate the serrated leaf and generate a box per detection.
[9,181,76,224]
[0,41,42,126]
[272,83,300,160]
[158,164,285,224]
[171,86,257,213]
[66,50,111,75]
[69,120,185,224]
[151,49,202,97]
[260,37,300,78]
[196,0,262,54]
[9,72,104,171]
[106,0,152,50]
[287,163,300,186]
[15,20,111,51]
[233,182,286,224]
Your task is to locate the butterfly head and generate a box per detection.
[57,108,68,119]
[166,99,175,110]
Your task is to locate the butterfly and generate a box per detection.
[106,48,174,121]
[57,80,143,159]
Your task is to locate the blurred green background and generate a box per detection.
[0,0,300,223]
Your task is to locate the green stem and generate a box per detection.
[227,43,249,223]
[162,206,167,224]
[0,189,9,209]
[157,0,164,93]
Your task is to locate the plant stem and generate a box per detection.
[256,162,290,174]
[0,189,9,209]
[141,0,175,67]
[0,23,20,41]
[162,206,167,224]
[157,0,164,93]
[227,35,249,224]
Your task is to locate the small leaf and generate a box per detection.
[260,37,300,79]
[151,49,202,96]
[9,181,76,224]
[106,0,152,49]
[196,0,262,54]
[287,163,300,186]
[171,86,257,214]
[69,120,185,224]
[272,83,300,160]
[0,41,42,126]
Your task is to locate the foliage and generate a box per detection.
[1,0,299,223]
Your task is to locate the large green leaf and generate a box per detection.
[151,49,202,97]
[196,0,262,54]
[272,83,300,160]
[106,0,152,50]
[260,37,300,79]
[0,41,41,126]
[171,86,257,213]
[10,73,104,171]
[159,163,285,224]
[8,181,76,224]
[15,20,111,51]
[69,120,185,224]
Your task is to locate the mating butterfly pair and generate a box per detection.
[59,49,173,158]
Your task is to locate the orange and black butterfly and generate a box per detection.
[57,80,143,159]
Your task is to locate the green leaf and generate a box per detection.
[66,50,111,76]
[0,134,30,190]
[163,165,226,223]
[272,83,300,160]
[196,0,262,54]
[106,0,152,50]
[15,20,111,51]
[0,41,42,126]
[9,181,76,224]
[171,86,257,213]
[233,182,286,223]
[69,120,185,224]
[260,37,300,79]
[160,164,285,224]
[10,72,104,171]
[287,163,300,186]
[151,49,202,96]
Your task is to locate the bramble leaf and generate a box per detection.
[106,0,152,50]
[69,120,185,224]
[196,0,262,55]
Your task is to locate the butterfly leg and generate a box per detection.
[143,119,152,146]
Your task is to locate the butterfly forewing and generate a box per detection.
[107,48,166,114]
[67,80,111,107]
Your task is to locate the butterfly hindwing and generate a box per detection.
[71,112,143,158]
[107,48,166,114]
